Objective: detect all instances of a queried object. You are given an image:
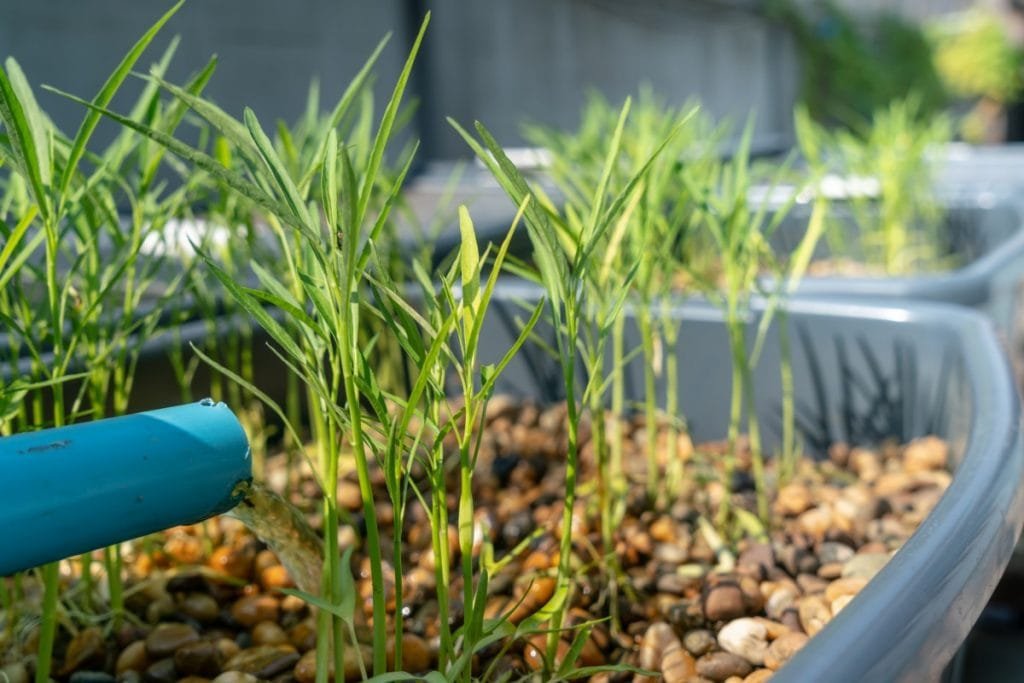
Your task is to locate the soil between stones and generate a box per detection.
[0,397,951,682]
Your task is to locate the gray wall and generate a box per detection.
[418,0,799,158]
[0,1,799,162]
[0,1,409,147]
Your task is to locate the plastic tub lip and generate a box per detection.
[751,189,1024,304]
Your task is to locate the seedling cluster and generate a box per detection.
[0,6,961,682]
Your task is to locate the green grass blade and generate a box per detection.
[355,12,429,225]
[244,107,314,232]
[0,60,50,218]
[5,58,52,188]
[321,128,338,229]
[142,66,260,163]
[46,85,304,232]
[57,0,183,203]
[103,35,180,168]
[297,33,390,192]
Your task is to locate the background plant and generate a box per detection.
[929,8,1024,142]
[59,16,436,681]
[454,98,683,670]
[0,4,189,679]
[795,97,951,275]
[680,120,825,528]
[773,0,947,128]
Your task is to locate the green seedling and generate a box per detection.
[453,96,683,671]
[0,3,184,678]
[68,15,430,680]
[795,97,951,275]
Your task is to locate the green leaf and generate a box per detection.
[57,0,183,204]
[296,33,391,192]
[5,58,51,188]
[198,248,303,362]
[321,128,338,229]
[355,12,430,226]
[0,59,50,218]
[0,204,38,276]
[139,55,218,188]
[244,107,314,232]
[46,85,303,233]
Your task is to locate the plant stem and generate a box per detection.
[340,348,386,676]
[638,307,659,502]
[778,309,796,484]
[548,315,579,667]
[664,320,681,497]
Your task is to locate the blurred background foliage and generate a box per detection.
[774,0,1024,143]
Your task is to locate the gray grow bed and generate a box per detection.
[469,278,1024,682]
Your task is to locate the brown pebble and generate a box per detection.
[281,594,307,612]
[386,633,431,673]
[146,595,176,623]
[211,674,258,683]
[825,577,868,603]
[146,622,200,658]
[796,574,827,595]
[181,593,220,623]
[849,448,881,481]
[797,596,831,637]
[696,651,753,681]
[337,481,363,510]
[510,577,556,624]
[252,621,290,647]
[231,595,280,627]
[224,645,299,679]
[165,534,204,564]
[736,543,775,579]
[662,644,698,682]
[683,629,717,656]
[796,506,832,540]
[259,564,293,591]
[764,631,808,670]
[817,562,844,580]
[116,640,150,675]
[650,515,678,543]
[704,582,746,622]
[174,640,222,678]
[208,545,255,581]
[744,669,774,682]
[831,593,855,615]
[752,618,791,639]
[143,657,177,683]
[60,626,105,675]
[288,622,315,655]
[177,677,212,683]
[903,436,947,473]
[524,635,571,671]
[874,472,913,496]
[739,575,765,613]
[214,637,240,663]
[776,483,812,516]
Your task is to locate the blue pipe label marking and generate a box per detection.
[19,439,71,454]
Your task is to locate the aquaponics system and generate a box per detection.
[2,2,1024,682]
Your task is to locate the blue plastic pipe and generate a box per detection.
[0,399,251,576]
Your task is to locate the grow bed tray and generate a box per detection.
[470,278,1023,681]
